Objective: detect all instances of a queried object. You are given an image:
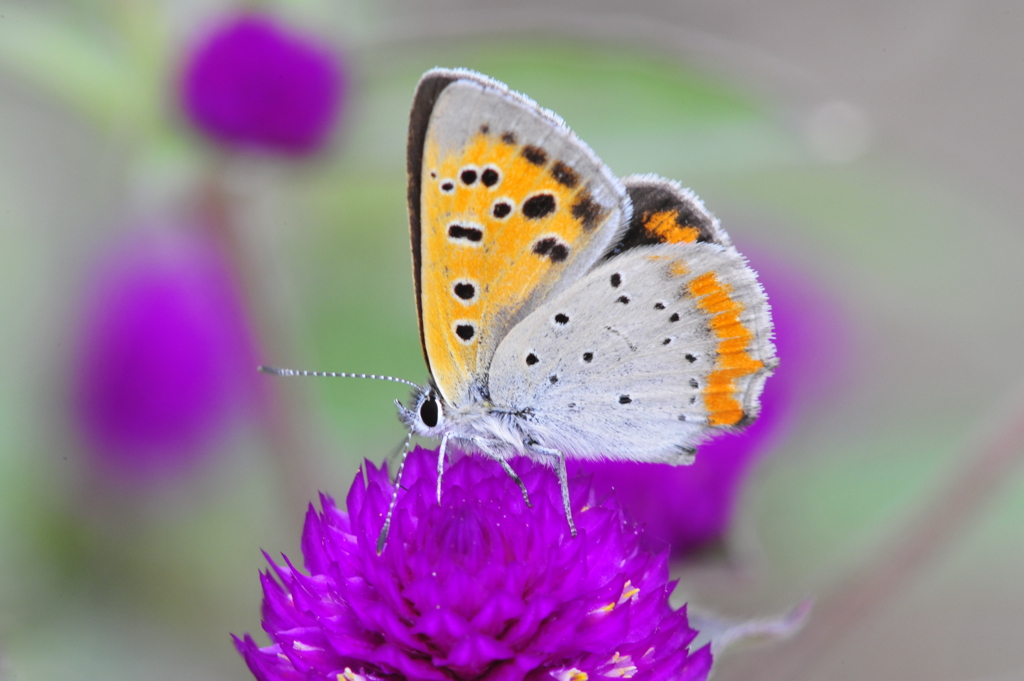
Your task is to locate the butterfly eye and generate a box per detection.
[419,393,439,428]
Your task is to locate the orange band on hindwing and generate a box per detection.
[643,210,700,244]
[688,271,765,426]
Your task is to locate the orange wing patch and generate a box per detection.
[643,210,700,244]
[607,178,727,258]
[687,271,765,426]
[421,129,610,404]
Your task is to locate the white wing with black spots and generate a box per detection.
[486,242,776,462]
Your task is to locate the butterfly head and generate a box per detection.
[397,384,448,437]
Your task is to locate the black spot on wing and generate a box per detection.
[550,161,578,188]
[448,224,482,242]
[610,273,621,287]
[532,237,569,263]
[492,201,512,219]
[549,244,569,263]
[460,169,478,185]
[455,324,475,341]
[522,145,547,165]
[554,313,569,325]
[501,131,517,145]
[572,193,604,231]
[453,282,476,300]
[618,395,632,404]
[522,194,556,219]
[481,167,499,187]
[526,353,539,366]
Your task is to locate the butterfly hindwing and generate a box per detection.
[487,241,776,460]
[409,69,630,406]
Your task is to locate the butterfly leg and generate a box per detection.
[526,443,577,538]
[452,435,534,508]
[436,433,449,504]
[497,457,533,508]
[377,432,412,555]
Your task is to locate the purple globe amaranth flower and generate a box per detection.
[73,228,259,482]
[181,13,345,156]
[582,251,850,557]
[235,447,713,681]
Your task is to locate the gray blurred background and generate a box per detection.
[2,1,1023,680]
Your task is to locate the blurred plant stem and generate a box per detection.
[199,163,319,520]
[729,389,1024,681]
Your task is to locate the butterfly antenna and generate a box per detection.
[259,365,419,389]
[377,433,413,555]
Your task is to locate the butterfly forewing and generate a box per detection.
[410,70,629,407]
[487,242,776,460]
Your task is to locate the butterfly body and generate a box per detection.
[387,69,778,535]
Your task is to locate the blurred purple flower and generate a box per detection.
[180,13,345,156]
[73,228,258,482]
[235,446,713,681]
[582,253,848,557]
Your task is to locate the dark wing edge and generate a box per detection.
[407,70,459,373]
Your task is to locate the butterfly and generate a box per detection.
[265,68,776,549]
